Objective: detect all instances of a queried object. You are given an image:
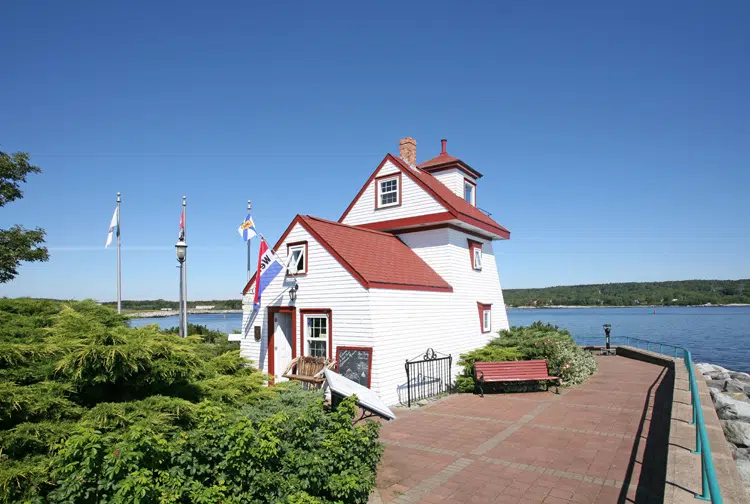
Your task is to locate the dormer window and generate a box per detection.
[468,239,483,271]
[376,173,401,209]
[464,179,476,206]
[287,241,307,275]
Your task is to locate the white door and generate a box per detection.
[274,312,293,381]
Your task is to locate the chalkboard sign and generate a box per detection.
[336,346,373,388]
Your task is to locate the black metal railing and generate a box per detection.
[404,348,452,407]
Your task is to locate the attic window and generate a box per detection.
[464,179,476,206]
[287,242,307,275]
[376,173,401,209]
[468,239,483,271]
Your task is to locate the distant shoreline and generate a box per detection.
[126,309,242,319]
[508,304,750,309]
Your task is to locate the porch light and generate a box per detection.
[289,283,298,302]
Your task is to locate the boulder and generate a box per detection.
[733,447,750,462]
[722,421,750,447]
[708,370,732,381]
[730,372,750,383]
[724,379,749,394]
[710,389,750,422]
[706,379,724,391]
[697,362,722,375]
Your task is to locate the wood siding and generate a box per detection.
[240,224,373,378]
[432,169,477,200]
[341,160,445,226]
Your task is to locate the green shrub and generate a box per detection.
[455,322,597,393]
[0,299,382,503]
[455,347,523,393]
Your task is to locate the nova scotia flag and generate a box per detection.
[238,214,257,241]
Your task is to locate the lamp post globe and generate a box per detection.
[175,241,187,262]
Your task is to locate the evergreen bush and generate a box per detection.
[0,299,381,503]
[455,321,597,393]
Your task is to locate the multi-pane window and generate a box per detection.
[305,315,328,357]
[464,181,475,205]
[378,176,400,207]
[287,243,306,274]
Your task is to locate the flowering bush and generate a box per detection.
[455,321,597,392]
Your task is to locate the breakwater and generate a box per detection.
[697,362,750,497]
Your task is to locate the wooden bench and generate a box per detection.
[282,356,336,389]
[475,360,561,396]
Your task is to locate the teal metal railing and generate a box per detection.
[575,336,723,503]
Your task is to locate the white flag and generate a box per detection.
[105,206,119,248]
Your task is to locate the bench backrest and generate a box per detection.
[475,360,550,379]
[295,356,328,377]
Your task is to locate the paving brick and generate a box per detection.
[377,355,673,503]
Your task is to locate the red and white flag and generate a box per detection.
[178,209,185,241]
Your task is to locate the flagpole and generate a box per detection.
[182,196,188,338]
[116,192,121,314]
[247,200,253,282]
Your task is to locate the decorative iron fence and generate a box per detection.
[404,348,452,407]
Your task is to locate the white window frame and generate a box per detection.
[464,180,475,206]
[483,309,491,332]
[473,247,482,271]
[377,175,400,208]
[287,243,306,275]
[304,314,328,357]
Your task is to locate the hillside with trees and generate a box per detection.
[503,279,750,307]
[101,299,243,311]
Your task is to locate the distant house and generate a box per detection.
[195,305,215,310]
[160,308,172,311]
[239,138,511,406]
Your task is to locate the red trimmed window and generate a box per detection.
[468,239,483,271]
[375,172,402,209]
[286,241,308,275]
[477,302,492,333]
[300,309,332,358]
[464,178,476,206]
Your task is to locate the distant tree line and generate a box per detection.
[503,279,750,307]
[101,299,242,310]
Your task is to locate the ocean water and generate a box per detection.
[130,306,750,372]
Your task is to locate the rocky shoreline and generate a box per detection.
[696,362,750,495]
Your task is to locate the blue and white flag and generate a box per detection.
[238,214,257,241]
[105,206,119,248]
[253,239,283,312]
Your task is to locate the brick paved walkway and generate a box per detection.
[372,356,674,504]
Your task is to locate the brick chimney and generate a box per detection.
[399,137,417,167]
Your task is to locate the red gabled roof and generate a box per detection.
[417,142,483,179]
[399,157,510,238]
[418,152,462,169]
[340,154,509,239]
[242,215,452,294]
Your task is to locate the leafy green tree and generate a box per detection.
[0,151,48,283]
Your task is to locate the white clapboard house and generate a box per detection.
[239,138,511,406]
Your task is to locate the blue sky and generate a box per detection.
[1,1,748,301]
